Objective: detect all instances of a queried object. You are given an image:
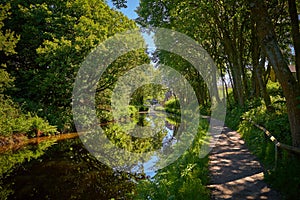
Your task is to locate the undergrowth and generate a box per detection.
[0,96,57,138]
[164,98,181,115]
[225,93,300,200]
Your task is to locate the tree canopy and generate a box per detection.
[113,0,300,147]
[1,0,149,131]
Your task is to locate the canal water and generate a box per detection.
[0,111,180,199]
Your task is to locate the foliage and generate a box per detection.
[0,96,57,137]
[0,68,14,94]
[130,83,165,108]
[153,105,164,112]
[128,105,139,118]
[199,103,211,116]
[266,81,284,98]
[134,120,210,200]
[0,3,19,56]
[111,0,128,9]
[226,92,299,199]
[119,0,300,147]
[0,3,18,94]
[225,106,245,131]
[164,98,180,115]
[3,0,149,131]
[0,3,56,138]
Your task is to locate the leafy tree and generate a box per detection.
[2,0,149,131]
[114,0,300,147]
[122,0,252,106]
[0,3,56,137]
[248,0,300,147]
[0,3,18,93]
[112,0,128,8]
[287,0,300,82]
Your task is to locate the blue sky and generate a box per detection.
[107,0,140,20]
[107,1,156,52]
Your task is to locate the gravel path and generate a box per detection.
[207,127,281,200]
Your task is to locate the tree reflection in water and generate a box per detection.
[1,112,181,199]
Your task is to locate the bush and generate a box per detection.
[20,100,73,133]
[0,96,57,137]
[225,106,244,130]
[137,105,149,112]
[267,81,284,98]
[129,105,138,117]
[199,103,211,116]
[225,95,300,200]
[153,105,164,111]
[164,98,180,115]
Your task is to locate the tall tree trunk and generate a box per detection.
[221,70,231,108]
[241,64,249,97]
[213,12,245,106]
[228,62,244,106]
[250,20,261,98]
[251,67,260,98]
[224,37,245,106]
[249,0,300,147]
[288,0,300,84]
[256,56,272,107]
[227,67,235,105]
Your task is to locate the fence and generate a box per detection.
[243,118,300,168]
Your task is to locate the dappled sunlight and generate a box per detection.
[208,126,280,199]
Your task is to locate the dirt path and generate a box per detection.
[207,127,281,200]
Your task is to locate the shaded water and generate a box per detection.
[0,111,179,199]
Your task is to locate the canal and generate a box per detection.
[0,111,180,199]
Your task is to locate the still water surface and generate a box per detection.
[0,111,179,199]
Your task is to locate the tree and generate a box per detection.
[248,0,300,147]
[288,0,300,83]
[135,0,254,106]
[112,0,128,8]
[109,0,300,146]
[2,0,149,131]
[0,3,19,93]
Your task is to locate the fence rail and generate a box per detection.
[244,118,300,154]
[243,118,300,168]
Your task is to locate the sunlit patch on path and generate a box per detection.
[207,127,280,200]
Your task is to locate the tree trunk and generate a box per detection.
[288,0,300,84]
[251,67,260,98]
[249,0,300,147]
[256,56,271,107]
[216,15,245,106]
[250,23,261,99]
[224,38,245,106]
[221,72,230,108]
[227,67,235,105]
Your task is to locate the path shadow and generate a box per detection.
[207,127,281,200]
